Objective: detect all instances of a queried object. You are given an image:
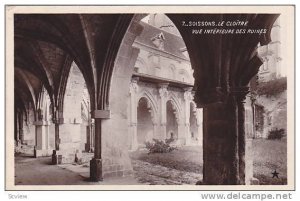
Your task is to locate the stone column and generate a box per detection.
[202,87,249,185]
[158,83,168,140]
[18,111,24,144]
[85,123,92,152]
[235,87,249,185]
[196,108,203,146]
[15,110,20,145]
[91,120,95,152]
[34,120,52,157]
[183,87,193,145]
[129,77,139,150]
[153,123,158,139]
[52,109,64,164]
[90,110,110,181]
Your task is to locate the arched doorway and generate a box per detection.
[59,62,90,163]
[137,97,154,147]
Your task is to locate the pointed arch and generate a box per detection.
[137,90,158,124]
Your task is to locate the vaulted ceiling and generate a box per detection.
[14,14,134,115]
[14,13,279,115]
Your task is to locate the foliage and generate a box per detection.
[256,77,287,97]
[145,138,177,154]
[268,128,285,140]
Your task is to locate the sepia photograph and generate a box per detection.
[5,5,295,191]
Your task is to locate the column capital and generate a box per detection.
[130,77,139,94]
[53,117,64,124]
[195,87,225,106]
[158,82,169,88]
[91,110,111,119]
[184,86,193,92]
[230,86,250,102]
[184,90,193,101]
[158,83,169,98]
[195,86,249,106]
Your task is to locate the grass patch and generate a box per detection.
[131,139,287,185]
[130,146,203,174]
[252,139,287,185]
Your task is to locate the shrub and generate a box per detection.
[145,138,177,154]
[256,77,287,97]
[268,128,285,140]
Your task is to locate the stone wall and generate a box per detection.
[255,90,287,138]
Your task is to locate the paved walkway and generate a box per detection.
[15,155,88,185]
[15,155,202,185]
[15,155,138,185]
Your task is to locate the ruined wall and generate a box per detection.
[255,90,287,138]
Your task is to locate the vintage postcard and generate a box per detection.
[5,5,295,190]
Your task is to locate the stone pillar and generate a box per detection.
[90,120,95,152]
[129,77,139,150]
[196,108,203,146]
[158,83,168,140]
[58,118,82,163]
[246,95,257,184]
[183,87,193,145]
[34,120,52,157]
[177,123,186,145]
[153,123,158,139]
[236,89,247,185]
[52,110,64,165]
[15,110,19,145]
[54,122,60,151]
[202,87,250,185]
[18,111,24,144]
[90,110,110,181]
[85,124,91,152]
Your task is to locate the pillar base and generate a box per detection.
[90,158,103,182]
[250,177,260,185]
[52,150,62,165]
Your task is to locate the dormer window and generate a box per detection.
[151,32,165,50]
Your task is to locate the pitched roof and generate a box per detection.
[135,21,188,60]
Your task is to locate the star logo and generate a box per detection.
[272,170,279,178]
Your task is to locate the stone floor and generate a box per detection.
[14,155,138,185]
[15,154,202,185]
[15,155,89,185]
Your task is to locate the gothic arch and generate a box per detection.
[137,91,158,124]
[167,92,182,119]
[166,98,181,124]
